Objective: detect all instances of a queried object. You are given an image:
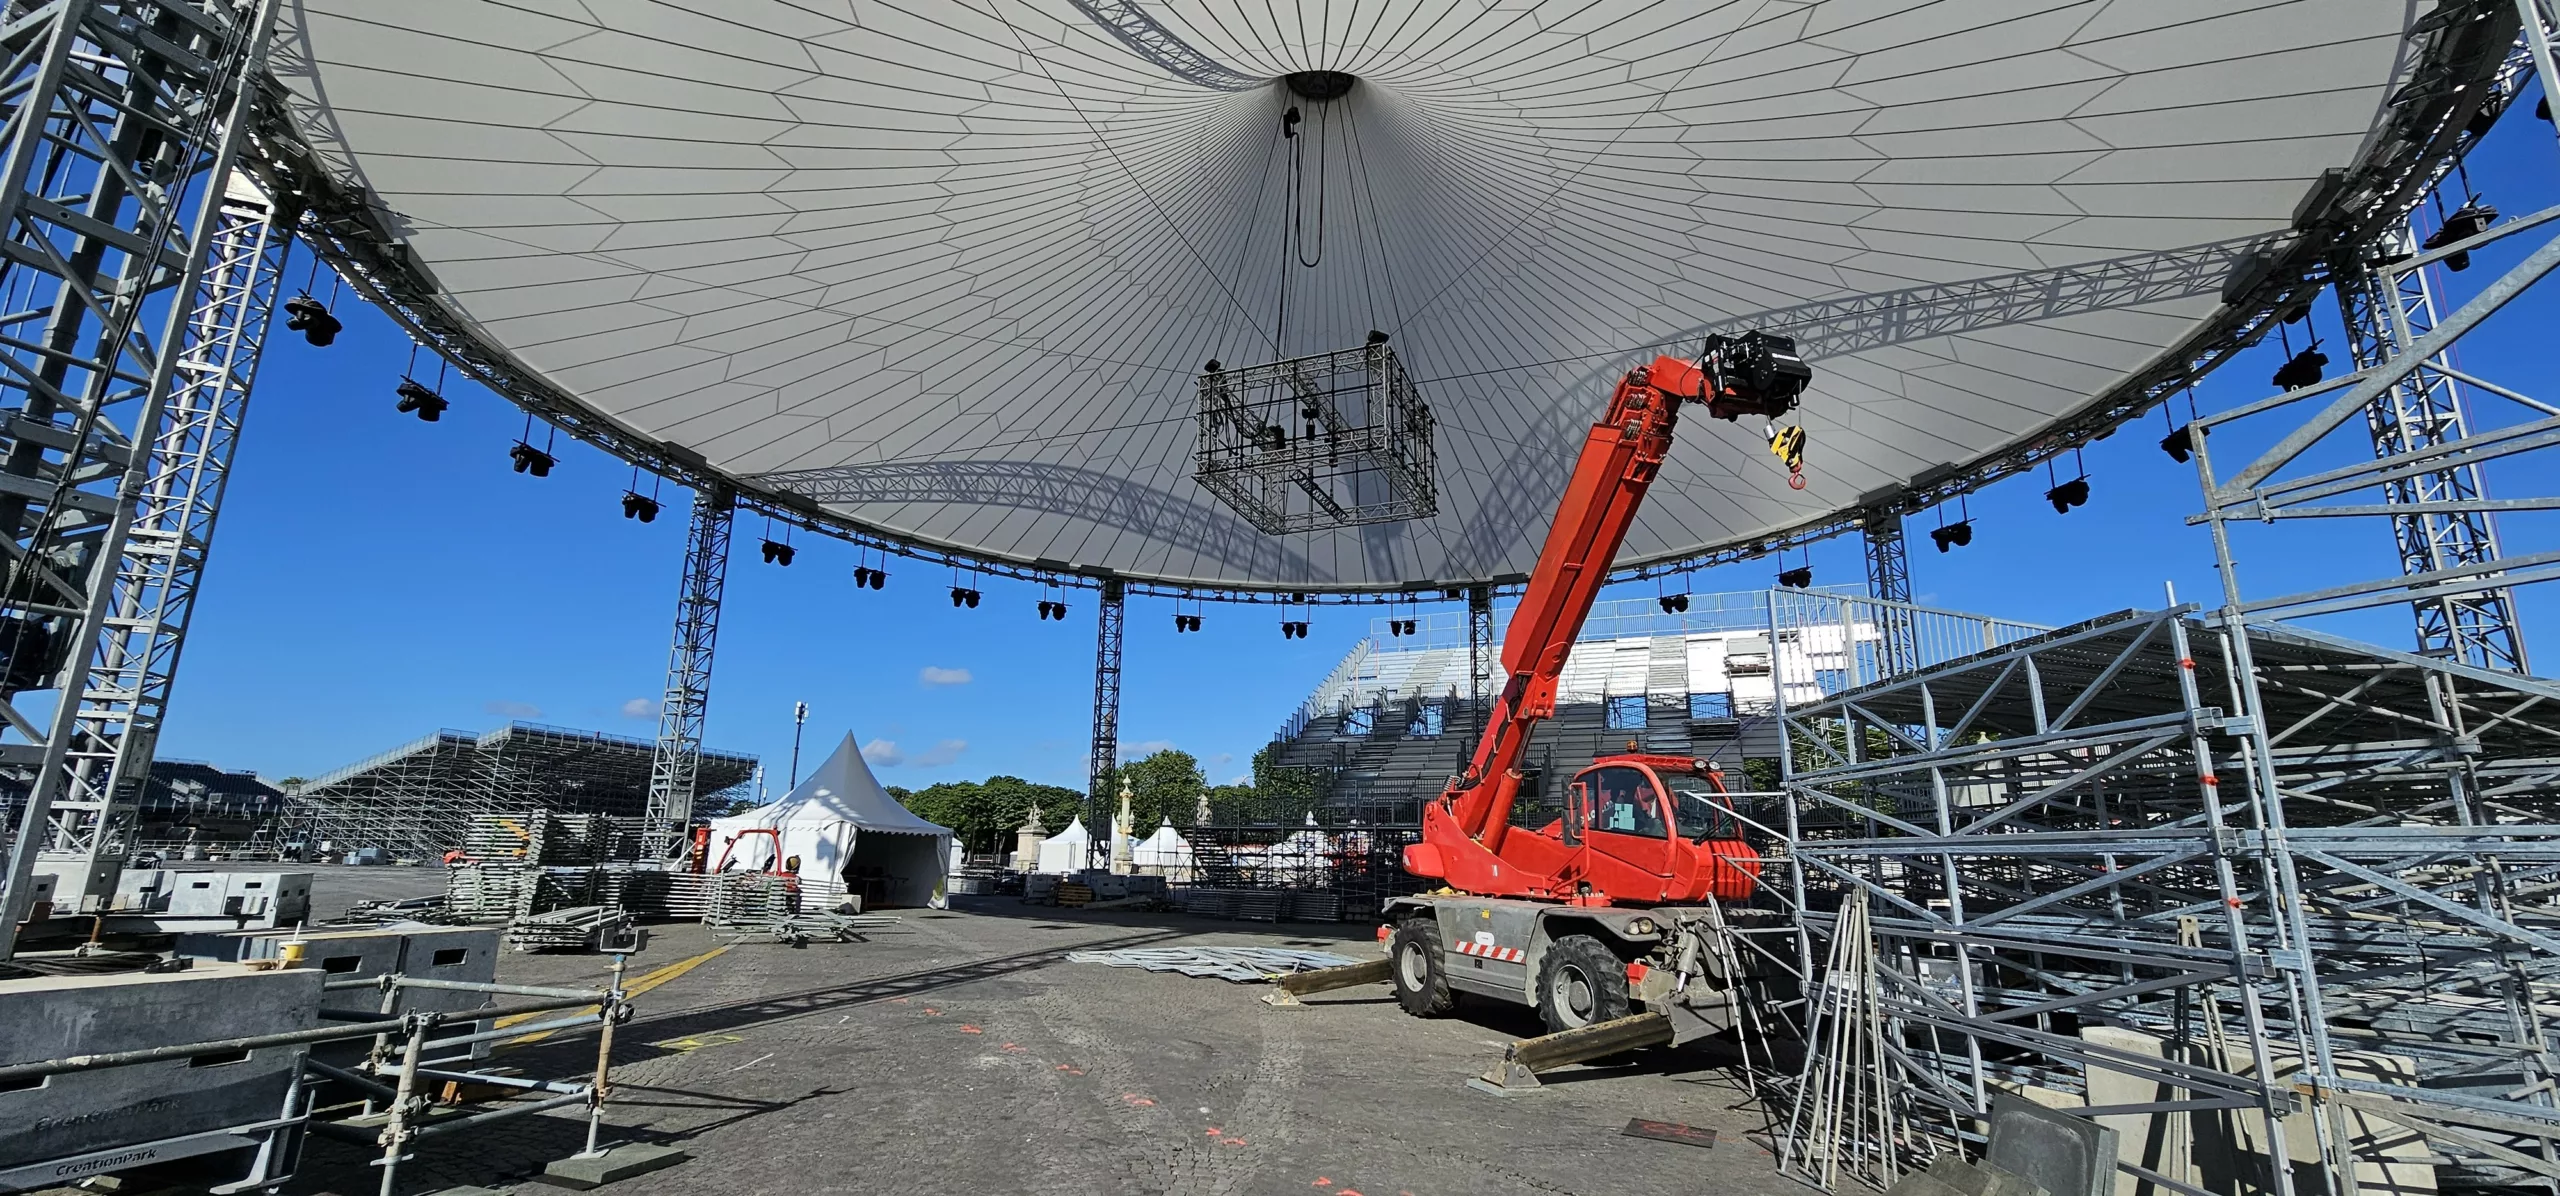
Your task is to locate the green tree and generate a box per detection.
[897,775,1079,855]
[1092,748,1205,834]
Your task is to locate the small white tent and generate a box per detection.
[706,732,953,908]
[1133,822,1194,879]
[1035,817,1091,875]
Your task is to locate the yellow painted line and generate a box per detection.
[495,944,731,1047]
[646,1032,745,1053]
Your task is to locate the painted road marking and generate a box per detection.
[498,944,732,1047]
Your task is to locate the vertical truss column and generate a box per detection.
[1089,578,1125,821]
[2333,230,2530,671]
[70,178,288,863]
[1861,507,1917,677]
[640,484,732,864]
[0,0,281,955]
[1466,584,1493,742]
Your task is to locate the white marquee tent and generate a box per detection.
[1035,817,1092,875]
[1133,823,1196,879]
[707,732,952,908]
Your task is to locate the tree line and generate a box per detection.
[888,744,1332,856]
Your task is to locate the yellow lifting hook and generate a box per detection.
[1768,423,1807,488]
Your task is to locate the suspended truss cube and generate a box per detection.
[1195,342,1436,535]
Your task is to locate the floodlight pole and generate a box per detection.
[1088,577,1125,858]
[787,700,808,789]
[640,483,733,865]
[0,0,284,958]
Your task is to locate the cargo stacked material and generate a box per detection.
[505,906,633,952]
[709,873,799,922]
[444,864,538,920]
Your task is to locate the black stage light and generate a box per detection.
[621,493,659,522]
[760,540,794,566]
[1280,621,1310,639]
[2160,423,2200,463]
[2046,477,2091,514]
[855,567,886,589]
[2422,201,2499,271]
[1929,521,1973,553]
[1175,613,1204,632]
[508,442,553,477]
[394,377,448,421]
[2271,346,2328,391]
[1777,566,1813,589]
[1402,619,1417,635]
[949,587,980,608]
[1658,595,1677,614]
[282,294,341,346]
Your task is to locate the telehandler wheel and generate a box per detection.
[1389,917,1457,1017]
[1537,934,1632,1035]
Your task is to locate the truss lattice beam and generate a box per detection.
[641,484,732,863]
[0,0,280,958]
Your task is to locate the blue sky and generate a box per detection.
[163,115,2559,791]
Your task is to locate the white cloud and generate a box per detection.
[1123,739,1176,758]
[619,697,655,720]
[485,699,542,719]
[1212,752,1234,766]
[1226,774,1251,786]
[865,738,965,768]
[919,666,972,687]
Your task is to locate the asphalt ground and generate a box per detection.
[269,888,1801,1196]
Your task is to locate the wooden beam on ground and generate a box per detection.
[1261,957,1392,1006]
[1470,1011,1674,1093]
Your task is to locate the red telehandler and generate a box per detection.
[1271,332,1813,1086]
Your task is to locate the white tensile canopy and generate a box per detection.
[707,733,952,908]
[270,2,2445,591]
[1134,823,1195,878]
[1036,817,1091,875]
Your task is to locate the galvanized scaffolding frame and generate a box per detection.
[292,722,755,862]
[1764,8,2560,1188]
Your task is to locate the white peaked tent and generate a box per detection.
[707,733,952,908]
[1133,823,1194,880]
[1035,817,1091,875]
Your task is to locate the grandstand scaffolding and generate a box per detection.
[291,723,754,861]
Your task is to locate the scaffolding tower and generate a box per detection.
[1766,8,2560,1190]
